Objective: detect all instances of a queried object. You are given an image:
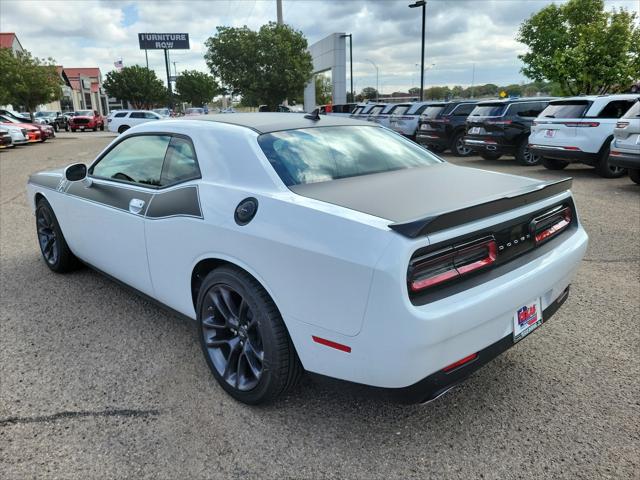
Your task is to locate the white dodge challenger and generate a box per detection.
[27,113,588,404]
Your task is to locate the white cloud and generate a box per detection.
[1,0,638,93]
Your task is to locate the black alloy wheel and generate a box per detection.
[201,284,265,392]
[595,142,626,178]
[35,199,80,273]
[516,138,542,166]
[197,266,302,404]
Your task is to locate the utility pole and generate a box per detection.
[341,34,354,102]
[276,0,283,24]
[471,63,476,98]
[409,1,426,101]
[145,49,149,69]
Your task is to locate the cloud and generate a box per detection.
[1,0,638,93]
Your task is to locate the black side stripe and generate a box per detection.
[29,172,64,191]
[145,185,203,219]
[66,181,154,212]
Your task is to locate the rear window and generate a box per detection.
[390,105,410,116]
[257,126,441,186]
[540,101,589,119]
[369,105,385,115]
[469,104,506,117]
[622,100,640,118]
[421,105,446,118]
[450,103,476,116]
[114,112,128,118]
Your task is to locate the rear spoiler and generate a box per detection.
[389,178,573,238]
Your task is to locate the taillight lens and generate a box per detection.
[562,121,600,127]
[616,121,629,129]
[486,119,512,125]
[409,237,497,292]
[532,207,572,245]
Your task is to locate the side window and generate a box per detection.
[145,112,159,119]
[597,100,636,119]
[160,137,200,186]
[114,112,128,118]
[90,135,171,187]
[130,112,145,119]
[414,105,428,115]
[515,102,545,118]
[452,103,475,116]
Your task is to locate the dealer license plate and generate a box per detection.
[544,129,556,138]
[513,298,542,342]
[469,126,482,135]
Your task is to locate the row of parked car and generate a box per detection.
[324,94,639,184]
[0,110,56,149]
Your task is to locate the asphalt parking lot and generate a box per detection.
[1,131,638,479]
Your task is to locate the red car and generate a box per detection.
[68,110,105,132]
[0,115,44,142]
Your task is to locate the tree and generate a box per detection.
[315,75,331,105]
[517,0,639,95]
[359,87,378,100]
[0,48,61,112]
[205,22,313,110]
[175,70,220,107]
[103,65,167,109]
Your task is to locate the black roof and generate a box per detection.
[193,113,372,134]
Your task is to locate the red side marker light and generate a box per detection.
[443,353,478,372]
[312,336,351,353]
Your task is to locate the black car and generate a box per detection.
[415,100,479,156]
[34,111,69,132]
[464,98,554,165]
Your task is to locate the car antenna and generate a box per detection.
[304,108,321,121]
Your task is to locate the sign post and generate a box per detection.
[138,33,190,107]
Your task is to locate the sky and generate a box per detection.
[1,0,638,94]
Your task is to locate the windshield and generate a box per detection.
[258,126,442,186]
[540,101,589,119]
[76,110,93,116]
[186,108,204,114]
[154,109,170,115]
[469,104,506,117]
[622,100,640,118]
[421,105,446,118]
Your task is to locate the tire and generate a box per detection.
[93,126,98,132]
[542,157,569,170]
[628,169,640,185]
[515,138,541,166]
[117,125,129,134]
[100,124,104,131]
[71,128,76,132]
[197,266,302,405]
[65,126,69,132]
[595,141,626,178]
[480,151,502,160]
[53,124,58,132]
[450,131,473,157]
[35,198,80,273]
[428,144,446,153]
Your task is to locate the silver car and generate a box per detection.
[609,100,640,184]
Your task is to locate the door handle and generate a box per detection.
[129,198,145,214]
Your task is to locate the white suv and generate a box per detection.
[388,101,434,138]
[108,110,162,134]
[530,94,640,177]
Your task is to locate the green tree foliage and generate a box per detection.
[175,70,220,107]
[0,48,61,112]
[205,22,313,110]
[315,75,332,105]
[103,65,167,109]
[517,0,639,95]
[359,87,378,100]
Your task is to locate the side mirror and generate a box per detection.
[64,163,87,182]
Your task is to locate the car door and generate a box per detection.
[143,135,204,316]
[57,134,172,296]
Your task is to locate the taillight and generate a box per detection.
[562,121,600,127]
[616,121,629,129]
[409,237,497,292]
[531,207,572,245]
[486,119,512,125]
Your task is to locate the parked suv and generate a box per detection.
[416,100,479,155]
[68,110,104,132]
[465,98,553,165]
[350,103,378,121]
[388,101,436,139]
[366,103,393,127]
[107,110,162,134]
[34,111,67,132]
[530,94,640,178]
[608,99,640,184]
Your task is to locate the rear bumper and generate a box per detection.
[608,151,640,169]
[464,137,516,155]
[530,145,599,164]
[416,132,449,147]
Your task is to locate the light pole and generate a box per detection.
[409,0,426,101]
[365,58,379,102]
[340,34,354,103]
